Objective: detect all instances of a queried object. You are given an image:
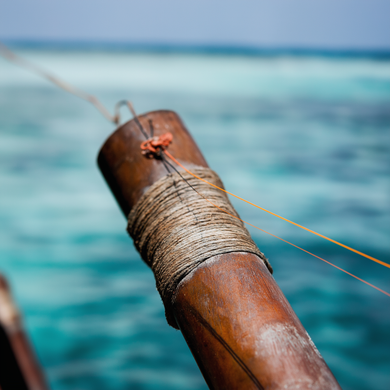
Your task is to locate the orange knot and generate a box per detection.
[140,132,173,158]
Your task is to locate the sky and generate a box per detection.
[1,0,390,50]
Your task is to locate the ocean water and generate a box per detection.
[0,49,389,390]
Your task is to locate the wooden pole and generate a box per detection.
[98,110,341,389]
[0,274,49,390]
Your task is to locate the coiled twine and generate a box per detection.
[127,167,272,328]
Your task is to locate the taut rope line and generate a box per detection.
[0,42,120,124]
[139,135,390,297]
[164,150,390,270]
[161,156,390,298]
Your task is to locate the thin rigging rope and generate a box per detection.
[162,157,390,298]
[0,42,119,124]
[164,151,390,270]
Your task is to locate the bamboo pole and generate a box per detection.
[98,110,341,389]
[0,274,48,390]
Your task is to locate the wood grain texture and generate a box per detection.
[98,110,342,389]
[174,254,340,389]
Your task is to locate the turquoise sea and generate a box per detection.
[0,49,389,389]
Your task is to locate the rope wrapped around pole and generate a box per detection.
[127,168,272,328]
[98,109,341,390]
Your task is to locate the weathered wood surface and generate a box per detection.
[98,110,341,390]
[0,274,48,390]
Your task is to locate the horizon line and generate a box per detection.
[2,39,390,59]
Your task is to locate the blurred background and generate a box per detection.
[0,1,389,389]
